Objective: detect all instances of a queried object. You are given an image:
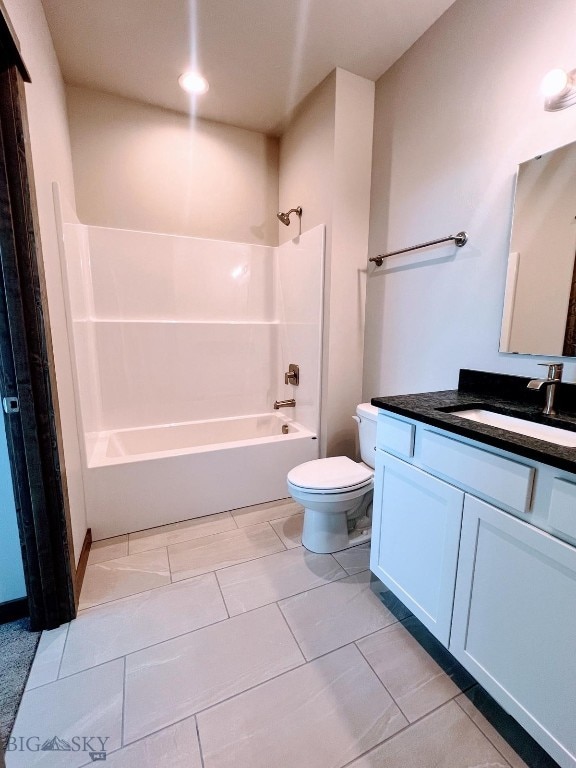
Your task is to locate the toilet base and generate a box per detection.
[301,506,372,554]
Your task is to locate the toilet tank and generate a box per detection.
[355,403,379,468]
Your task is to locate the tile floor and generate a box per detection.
[6,498,554,767]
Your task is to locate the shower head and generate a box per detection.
[277,206,302,226]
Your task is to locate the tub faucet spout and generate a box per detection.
[274,399,296,410]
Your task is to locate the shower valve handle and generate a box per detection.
[284,363,300,386]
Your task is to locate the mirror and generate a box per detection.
[500,140,576,357]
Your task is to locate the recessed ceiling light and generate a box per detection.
[178,71,209,95]
[541,68,569,97]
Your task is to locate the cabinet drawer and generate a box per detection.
[549,478,576,542]
[420,430,534,513]
[377,413,415,458]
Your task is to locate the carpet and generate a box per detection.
[0,618,40,752]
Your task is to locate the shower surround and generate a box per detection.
[54,187,323,539]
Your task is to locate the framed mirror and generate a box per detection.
[500,140,576,357]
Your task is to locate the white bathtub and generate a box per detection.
[84,413,318,539]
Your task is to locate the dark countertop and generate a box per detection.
[371,369,576,475]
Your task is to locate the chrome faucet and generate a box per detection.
[527,363,563,416]
[274,399,296,410]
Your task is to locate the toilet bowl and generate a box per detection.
[286,403,378,554]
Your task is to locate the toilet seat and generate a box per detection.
[287,457,373,493]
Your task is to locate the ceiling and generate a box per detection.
[41,0,456,135]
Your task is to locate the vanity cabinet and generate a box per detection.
[371,451,463,645]
[371,410,576,768]
[451,494,576,767]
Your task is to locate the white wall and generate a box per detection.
[329,70,375,456]
[66,86,280,247]
[279,68,374,457]
[364,0,576,401]
[3,0,87,564]
[0,417,25,603]
[278,73,336,247]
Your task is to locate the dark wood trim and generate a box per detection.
[0,64,76,629]
[74,528,92,602]
[0,597,28,624]
[0,1,29,81]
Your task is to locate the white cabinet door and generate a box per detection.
[370,450,464,645]
[451,495,576,768]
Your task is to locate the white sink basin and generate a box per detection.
[452,409,576,447]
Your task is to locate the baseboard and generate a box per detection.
[0,597,28,624]
[74,528,92,607]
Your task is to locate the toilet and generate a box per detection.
[287,403,378,554]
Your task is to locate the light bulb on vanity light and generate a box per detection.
[178,71,209,95]
[541,67,576,111]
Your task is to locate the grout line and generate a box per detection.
[119,641,471,755]
[353,638,410,722]
[54,622,71,681]
[274,602,307,664]
[39,570,360,687]
[86,545,130,566]
[338,698,484,768]
[120,654,308,751]
[78,539,298,613]
[165,531,293,584]
[55,568,378,689]
[29,611,230,689]
[276,611,401,667]
[215,559,353,617]
[109,502,299,558]
[81,641,476,768]
[266,520,288,551]
[81,513,305,611]
[121,656,127,747]
[76,715,201,768]
[454,697,517,768]
[213,571,230,619]
[129,521,240,557]
[195,715,206,768]
[78,547,171,612]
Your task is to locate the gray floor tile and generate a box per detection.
[25,624,69,690]
[456,690,537,768]
[93,717,202,768]
[168,523,285,581]
[79,549,171,610]
[128,513,237,554]
[279,571,401,660]
[270,512,303,548]
[347,700,510,767]
[123,603,304,744]
[61,574,227,677]
[197,644,407,768]
[217,547,347,615]
[6,659,124,767]
[88,535,129,565]
[357,621,461,721]
[231,498,302,528]
[332,542,371,574]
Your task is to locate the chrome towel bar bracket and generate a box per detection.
[369,231,468,267]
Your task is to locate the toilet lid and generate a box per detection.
[287,457,373,491]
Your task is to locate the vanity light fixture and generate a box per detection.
[541,67,576,111]
[178,71,209,95]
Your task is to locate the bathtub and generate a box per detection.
[84,413,318,539]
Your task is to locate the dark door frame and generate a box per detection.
[0,5,76,630]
